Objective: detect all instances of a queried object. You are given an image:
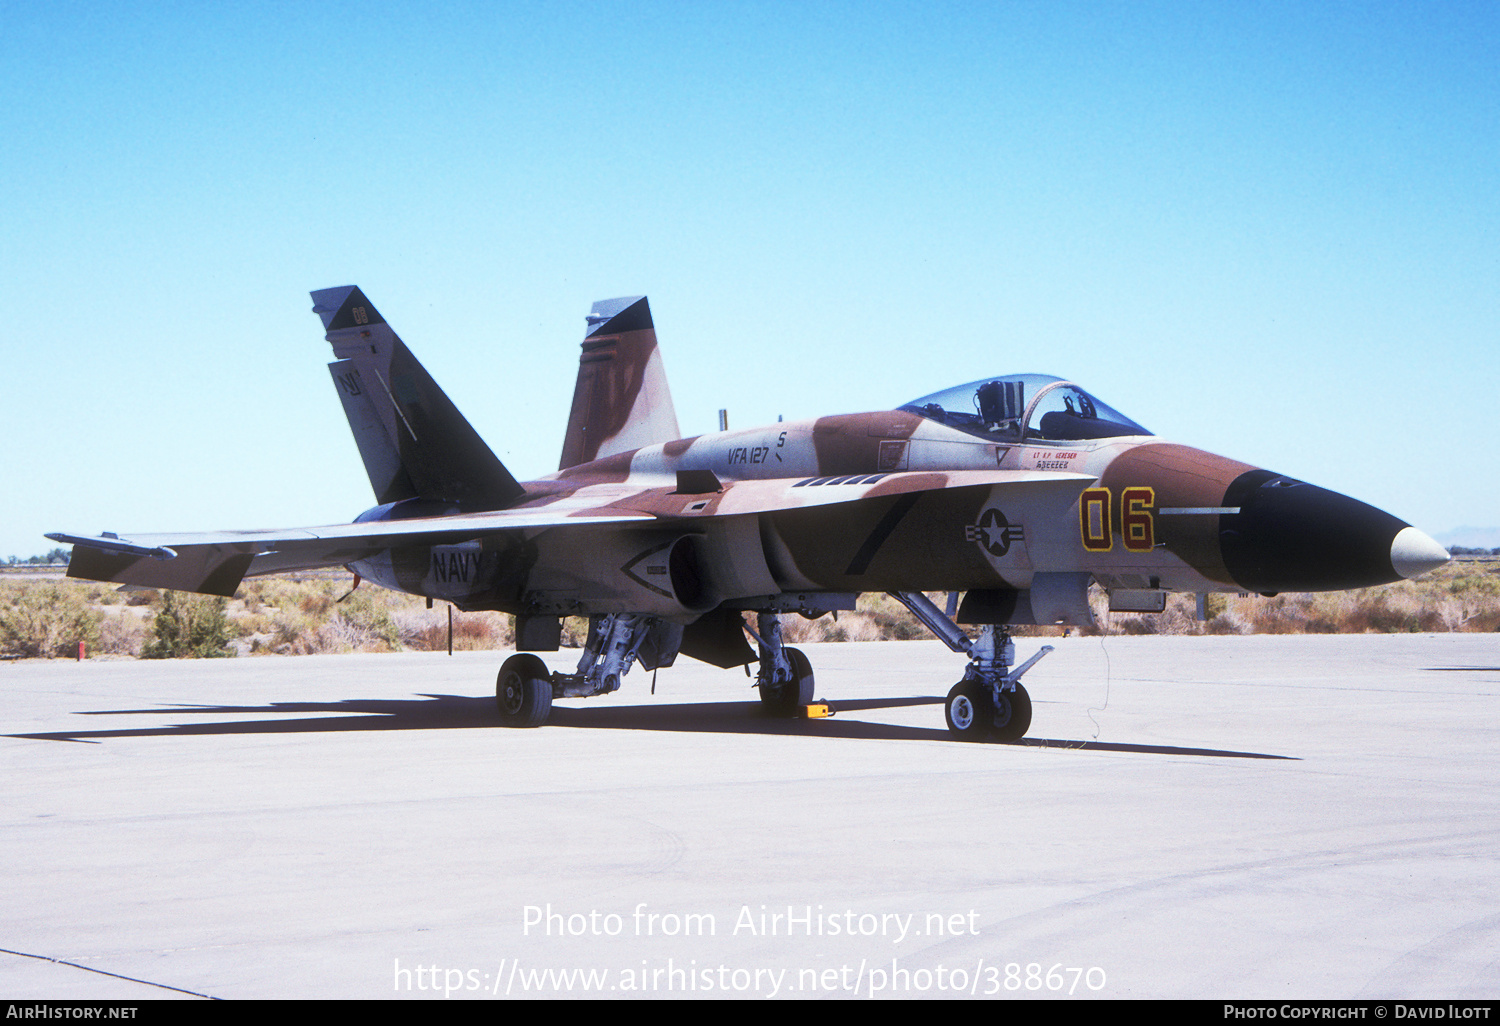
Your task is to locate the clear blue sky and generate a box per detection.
[3,1,1495,558]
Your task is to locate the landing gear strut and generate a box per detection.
[559,613,659,699]
[745,612,814,715]
[495,613,663,728]
[889,592,1051,743]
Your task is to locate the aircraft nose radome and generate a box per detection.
[1390,526,1451,579]
[1219,470,1419,593]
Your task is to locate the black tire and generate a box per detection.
[945,680,994,740]
[496,654,553,727]
[758,647,815,715]
[991,682,1032,742]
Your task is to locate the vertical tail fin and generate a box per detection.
[312,286,525,511]
[558,295,681,471]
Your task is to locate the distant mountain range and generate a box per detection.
[1436,526,1500,550]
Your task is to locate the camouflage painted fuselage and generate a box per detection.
[351,406,1427,628]
[55,286,1448,655]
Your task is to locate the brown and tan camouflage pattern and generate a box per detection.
[61,404,1264,612]
[558,321,680,471]
[56,289,1434,639]
[1098,443,1257,588]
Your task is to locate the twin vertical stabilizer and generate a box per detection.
[558,296,681,471]
[312,286,525,511]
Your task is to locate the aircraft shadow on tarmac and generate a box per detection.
[7,693,1294,759]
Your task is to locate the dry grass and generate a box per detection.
[1090,560,1500,636]
[0,581,101,658]
[1,560,1493,660]
[780,592,929,644]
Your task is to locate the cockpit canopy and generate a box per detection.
[899,374,1150,442]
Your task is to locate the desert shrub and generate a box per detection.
[779,611,837,644]
[861,593,931,639]
[90,585,126,606]
[97,614,149,656]
[1447,573,1500,598]
[1463,607,1500,632]
[249,578,311,612]
[334,591,402,649]
[298,588,335,618]
[0,582,102,658]
[315,615,388,653]
[270,610,313,649]
[1203,610,1250,635]
[141,592,235,658]
[1120,594,1202,635]
[398,607,513,651]
[559,616,591,648]
[453,612,508,649]
[232,611,277,637]
[237,580,266,614]
[765,593,933,645]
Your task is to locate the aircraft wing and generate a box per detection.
[50,469,1093,597]
[48,509,654,597]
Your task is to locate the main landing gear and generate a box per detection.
[496,612,662,728]
[495,610,818,727]
[496,598,1042,739]
[744,612,814,715]
[889,592,1052,743]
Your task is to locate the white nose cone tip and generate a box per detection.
[1390,527,1451,579]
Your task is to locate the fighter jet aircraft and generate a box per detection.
[50,287,1452,741]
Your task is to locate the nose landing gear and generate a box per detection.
[890,591,1051,743]
[944,678,1032,742]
